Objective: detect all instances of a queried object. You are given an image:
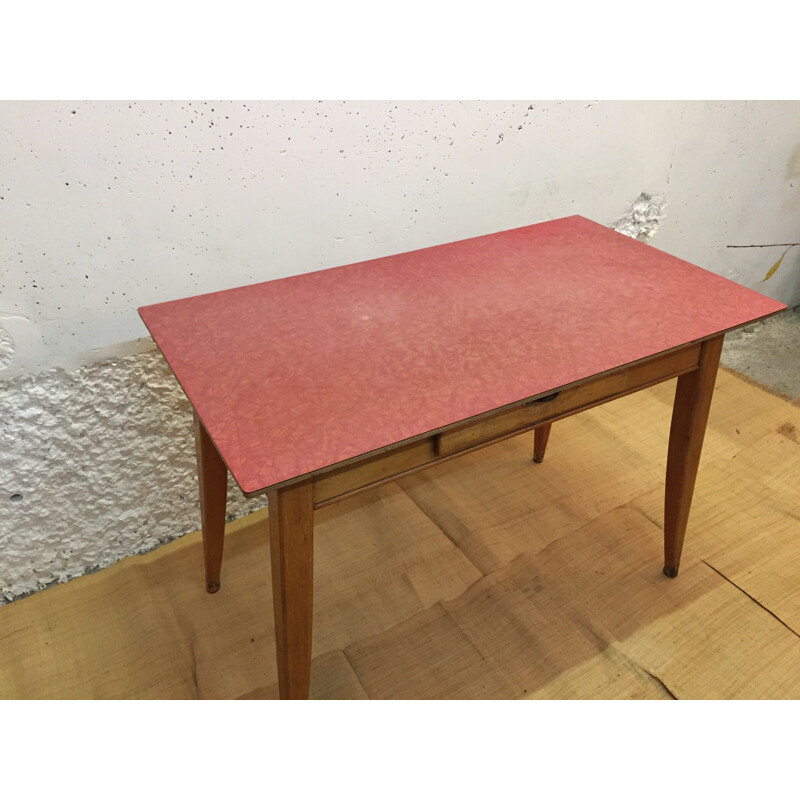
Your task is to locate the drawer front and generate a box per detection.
[435,344,700,457]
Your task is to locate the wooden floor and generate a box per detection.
[2,367,799,699]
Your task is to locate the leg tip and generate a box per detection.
[532,456,544,464]
[206,580,221,593]
[663,565,679,579]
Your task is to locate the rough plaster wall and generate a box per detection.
[0,344,267,601]
[1,100,799,602]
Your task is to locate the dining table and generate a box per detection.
[138,215,786,699]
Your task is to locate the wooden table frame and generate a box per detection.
[193,334,724,699]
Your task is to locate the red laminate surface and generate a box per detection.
[138,216,786,494]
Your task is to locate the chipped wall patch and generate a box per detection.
[611,193,667,241]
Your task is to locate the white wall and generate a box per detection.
[1,100,799,600]
[3,100,796,378]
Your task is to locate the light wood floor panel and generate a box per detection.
[1,368,798,699]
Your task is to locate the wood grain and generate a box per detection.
[533,424,552,463]
[663,335,724,577]
[194,412,228,593]
[268,480,315,699]
[435,345,700,457]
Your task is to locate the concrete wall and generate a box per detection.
[2,100,799,600]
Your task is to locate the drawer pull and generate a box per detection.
[528,391,561,404]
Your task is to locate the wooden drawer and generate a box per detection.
[434,344,700,457]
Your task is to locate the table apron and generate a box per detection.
[312,343,701,508]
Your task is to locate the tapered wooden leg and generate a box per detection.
[268,481,314,700]
[663,335,724,578]
[533,423,552,463]
[194,412,228,593]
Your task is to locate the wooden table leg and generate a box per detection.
[533,423,552,463]
[194,412,228,593]
[663,335,724,578]
[267,481,314,700]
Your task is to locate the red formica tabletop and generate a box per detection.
[138,215,786,495]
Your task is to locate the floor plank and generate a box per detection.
[1,368,798,699]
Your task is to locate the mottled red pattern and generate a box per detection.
[139,216,786,494]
